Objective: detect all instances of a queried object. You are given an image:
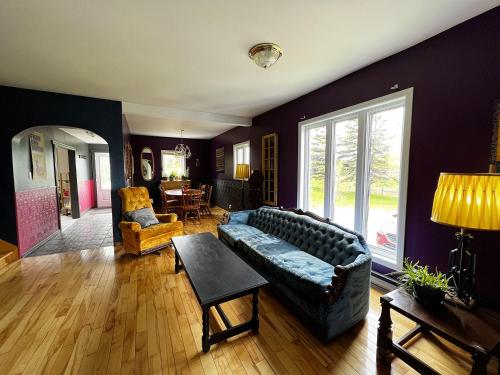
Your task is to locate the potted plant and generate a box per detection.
[169,171,176,181]
[393,259,450,307]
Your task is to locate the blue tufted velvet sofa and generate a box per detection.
[217,206,372,342]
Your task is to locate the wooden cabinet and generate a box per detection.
[262,133,278,206]
[160,180,191,190]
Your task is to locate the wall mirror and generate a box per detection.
[141,147,154,181]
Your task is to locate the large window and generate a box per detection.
[298,89,413,268]
[233,141,250,179]
[161,150,186,178]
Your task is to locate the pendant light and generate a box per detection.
[174,130,191,159]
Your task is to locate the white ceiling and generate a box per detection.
[59,128,107,144]
[1,1,498,138]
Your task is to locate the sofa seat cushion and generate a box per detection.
[267,250,335,300]
[238,234,300,267]
[137,221,183,241]
[217,224,264,247]
[238,233,335,299]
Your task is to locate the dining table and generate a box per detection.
[165,189,205,197]
[165,189,185,197]
[164,189,204,218]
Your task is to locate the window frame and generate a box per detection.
[161,150,186,178]
[297,88,413,270]
[233,141,250,179]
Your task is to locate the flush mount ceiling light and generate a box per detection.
[249,43,283,69]
[174,129,191,159]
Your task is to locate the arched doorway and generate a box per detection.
[12,126,114,257]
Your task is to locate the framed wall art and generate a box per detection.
[29,131,47,181]
[216,146,225,172]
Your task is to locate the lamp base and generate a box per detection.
[447,229,476,306]
[444,293,477,311]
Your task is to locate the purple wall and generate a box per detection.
[210,7,500,303]
[130,134,210,204]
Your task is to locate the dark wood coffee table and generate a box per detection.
[172,232,268,353]
[377,288,500,375]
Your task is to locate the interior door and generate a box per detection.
[95,152,112,208]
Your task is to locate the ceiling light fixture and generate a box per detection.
[175,130,191,159]
[249,43,283,69]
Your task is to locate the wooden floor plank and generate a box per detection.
[0,207,497,374]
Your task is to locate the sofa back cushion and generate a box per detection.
[248,207,367,267]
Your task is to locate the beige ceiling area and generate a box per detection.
[1,1,498,138]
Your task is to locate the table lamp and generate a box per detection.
[235,164,250,210]
[431,173,500,305]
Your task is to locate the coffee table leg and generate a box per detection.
[175,250,180,274]
[252,290,259,333]
[202,306,210,353]
[377,296,393,364]
[471,352,489,375]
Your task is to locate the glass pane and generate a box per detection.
[162,153,185,177]
[332,118,358,229]
[237,147,243,163]
[99,155,111,190]
[245,145,250,164]
[366,106,404,260]
[307,125,326,216]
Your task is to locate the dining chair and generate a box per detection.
[181,189,203,224]
[200,185,213,215]
[159,184,180,214]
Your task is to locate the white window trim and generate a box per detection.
[297,88,413,270]
[161,150,186,178]
[233,141,250,179]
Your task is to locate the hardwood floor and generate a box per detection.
[0,207,497,374]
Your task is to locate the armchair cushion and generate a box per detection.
[124,207,159,228]
[156,213,178,223]
[137,221,183,241]
[119,221,141,232]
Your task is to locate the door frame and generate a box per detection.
[94,152,112,208]
[52,141,80,226]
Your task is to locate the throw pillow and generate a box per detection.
[124,207,159,228]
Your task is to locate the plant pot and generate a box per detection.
[169,177,174,181]
[413,284,445,307]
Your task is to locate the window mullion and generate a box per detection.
[354,112,368,235]
[302,128,310,210]
[324,121,334,219]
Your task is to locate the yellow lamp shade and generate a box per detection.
[235,164,250,180]
[431,173,500,230]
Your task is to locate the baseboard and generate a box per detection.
[21,230,60,257]
[371,271,398,292]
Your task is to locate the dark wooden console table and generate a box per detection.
[377,288,500,375]
[172,232,268,353]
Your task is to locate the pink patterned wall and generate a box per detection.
[15,187,59,256]
[78,179,95,214]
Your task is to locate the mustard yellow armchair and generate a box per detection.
[118,187,184,255]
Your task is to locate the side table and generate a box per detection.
[377,288,500,375]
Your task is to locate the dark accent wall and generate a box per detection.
[209,7,500,303]
[0,85,124,244]
[130,135,210,205]
[212,179,249,211]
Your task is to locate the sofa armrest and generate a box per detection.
[220,210,253,225]
[119,221,141,232]
[321,253,372,304]
[156,213,178,223]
